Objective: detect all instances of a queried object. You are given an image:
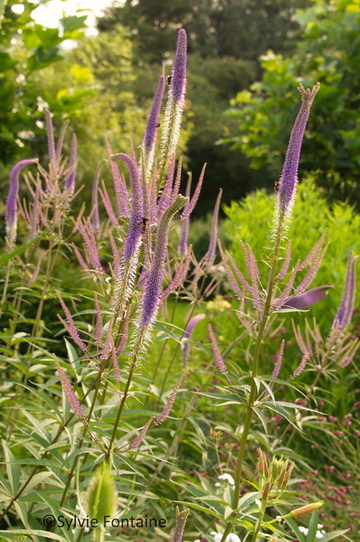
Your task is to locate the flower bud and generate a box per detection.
[86,463,117,523]
[290,501,323,517]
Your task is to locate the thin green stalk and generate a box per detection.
[252,502,267,542]
[106,352,139,457]
[220,230,282,542]
[150,295,178,386]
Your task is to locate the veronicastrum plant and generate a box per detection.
[0,28,223,541]
[0,28,358,542]
[193,83,358,542]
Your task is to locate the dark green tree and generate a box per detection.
[224,0,360,203]
[98,0,309,63]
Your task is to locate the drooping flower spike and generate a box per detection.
[6,159,38,247]
[182,314,206,364]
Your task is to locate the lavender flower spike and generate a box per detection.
[204,188,222,271]
[143,74,166,154]
[54,356,88,424]
[140,195,188,329]
[161,29,187,175]
[111,153,143,261]
[208,324,228,376]
[171,29,187,101]
[6,159,38,246]
[276,83,320,220]
[155,367,188,425]
[332,252,358,333]
[65,133,77,194]
[182,314,206,364]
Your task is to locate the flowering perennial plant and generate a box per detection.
[0,28,358,542]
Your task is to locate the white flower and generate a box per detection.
[315,531,325,539]
[299,526,309,535]
[215,482,221,487]
[210,533,241,542]
[218,473,235,487]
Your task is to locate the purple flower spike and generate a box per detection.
[105,136,130,218]
[204,189,222,270]
[45,109,56,165]
[272,340,285,379]
[332,252,358,333]
[277,83,320,217]
[54,356,88,424]
[155,367,188,425]
[65,133,77,194]
[6,159,38,246]
[129,417,154,449]
[181,164,206,221]
[172,29,187,102]
[208,324,228,376]
[143,74,166,152]
[182,314,206,363]
[283,285,332,310]
[111,153,143,261]
[140,195,188,329]
[91,166,101,231]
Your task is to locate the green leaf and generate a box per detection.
[0,530,68,541]
[320,530,349,541]
[307,510,319,542]
[174,500,224,521]
[1,442,20,495]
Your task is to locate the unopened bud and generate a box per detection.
[171,507,189,542]
[262,480,272,501]
[290,501,323,517]
[86,463,117,523]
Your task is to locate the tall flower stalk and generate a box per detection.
[219,83,320,542]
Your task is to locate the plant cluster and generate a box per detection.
[0,28,358,542]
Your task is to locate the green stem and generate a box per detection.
[220,231,282,542]
[252,503,267,542]
[107,349,139,456]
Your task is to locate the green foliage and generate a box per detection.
[223,178,360,325]
[224,0,360,200]
[98,0,308,62]
[0,0,87,168]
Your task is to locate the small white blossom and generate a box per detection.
[215,482,221,487]
[218,473,235,487]
[299,526,309,535]
[315,531,325,539]
[210,532,241,542]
